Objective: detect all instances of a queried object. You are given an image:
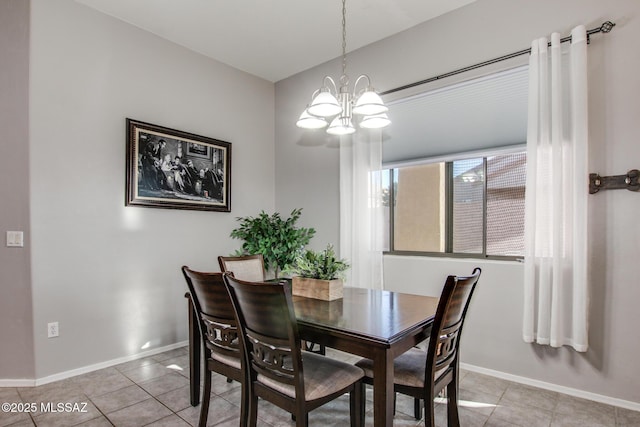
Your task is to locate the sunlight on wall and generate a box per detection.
[119,275,163,355]
[122,206,143,230]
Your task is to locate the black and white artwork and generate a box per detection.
[126,119,231,212]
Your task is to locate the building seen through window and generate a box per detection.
[382,151,526,259]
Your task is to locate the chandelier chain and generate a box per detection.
[295,0,389,134]
[340,0,348,86]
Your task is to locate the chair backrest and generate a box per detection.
[426,268,481,386]
[223,274,305,394]
[182,266,240,361]
[218,254,266,282]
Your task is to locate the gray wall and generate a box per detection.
[276,0,640,406]
[0,0,35,380]
[27,0,275,378]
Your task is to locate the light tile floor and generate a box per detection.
[1,346,638,426]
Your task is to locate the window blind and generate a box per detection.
[382,66,528,164]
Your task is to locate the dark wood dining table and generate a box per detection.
[186,286,439,427]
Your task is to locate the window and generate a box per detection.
[383,150,526,259]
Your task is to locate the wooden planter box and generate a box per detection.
[292,277,343,301]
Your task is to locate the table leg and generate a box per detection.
[372,350,395,427]
[186,293,201,406]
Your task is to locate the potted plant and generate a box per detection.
[286,245,349,301]
[229,208,315,278]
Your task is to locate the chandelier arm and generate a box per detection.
[322,76,339,95]
[352,74,372,97]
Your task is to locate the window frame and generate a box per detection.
[383,145,526,262]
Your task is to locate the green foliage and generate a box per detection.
[286,245,349,281]
[229,208,315,278]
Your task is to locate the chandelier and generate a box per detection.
[296,0,390,135]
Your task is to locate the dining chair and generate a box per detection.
[218,254,266,282]
[181,266,246,427]
[219,254,325,355]
[355,268,481,427]
[222,273,365,427]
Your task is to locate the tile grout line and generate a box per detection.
[8,347,636,427]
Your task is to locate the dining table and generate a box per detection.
[186,286,440,427]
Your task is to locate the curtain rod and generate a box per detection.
[381,21,615,96]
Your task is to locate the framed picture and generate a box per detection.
[126,118,231,212]
[186,142,212,159]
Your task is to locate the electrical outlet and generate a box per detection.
[47,322,59,338]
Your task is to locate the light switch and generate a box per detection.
[6,231,24,247]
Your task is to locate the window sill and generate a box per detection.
[384,251,523,263]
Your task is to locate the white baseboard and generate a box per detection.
[0,341,188,388]
[460,362,640,412]
[4,345,638,413]
[0,379,36,387]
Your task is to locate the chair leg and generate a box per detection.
[426,398,436,427]
[199,371,212,427]
[350,381,364,427]
[294,410,308,427]
[414,397,422,420]
[446,381,460,427]
[248,393,258,427]
[239,379,248,427]
[425,388,437,427]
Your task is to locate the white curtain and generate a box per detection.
[339,131,384,289]
[523,26,589,352]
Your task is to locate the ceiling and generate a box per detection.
[75,0,475,82]
[74,0,526,158]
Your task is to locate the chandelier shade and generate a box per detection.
[359,113,391,129]
[296,0,389,135]
[352,90,388,116]
[307,90,342,117]
[327,116,356,135]
[296,110,329,129]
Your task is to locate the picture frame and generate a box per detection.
[186,142,212,160]
[126,118,231,212]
